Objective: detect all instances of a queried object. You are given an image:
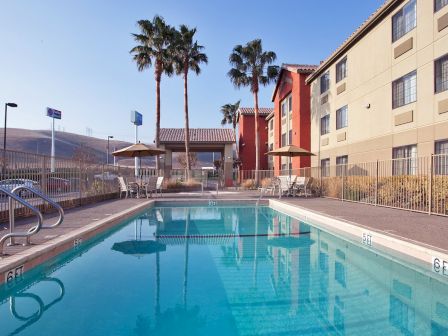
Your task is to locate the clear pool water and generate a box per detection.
[0,205,447,336]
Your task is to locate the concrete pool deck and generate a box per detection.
[0,192,447,283]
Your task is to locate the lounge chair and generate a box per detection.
[155,177,164,197]
[278,175,297,198]
[292,177,311,197]
[143,176,158,198]
[118,176,138,198]
[258,177,280,197]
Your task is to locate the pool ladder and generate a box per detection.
[0,186,64,255]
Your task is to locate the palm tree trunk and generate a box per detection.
[254,90,260,186]
[155,66,161,171]
[183,68,191,180]
[233,123,239,159]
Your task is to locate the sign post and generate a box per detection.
[131,111,143,177]
[46,107,62,173]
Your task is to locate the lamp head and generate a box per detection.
[6,103,17,108]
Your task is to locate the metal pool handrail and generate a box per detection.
[10,185,64,229]
[0,187,43,255]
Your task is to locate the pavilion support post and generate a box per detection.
[223,144,233,188]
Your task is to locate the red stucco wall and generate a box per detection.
[239,114,269,171]
[272,70,312,174]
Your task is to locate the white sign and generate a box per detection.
[432,257,448,277]
[362,232,372,247]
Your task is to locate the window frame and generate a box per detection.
[336,155,348,176]
[336,105,348,130]
[281,133,287,146]
[321,114,330,135]
[435,0,448,12]
[392,70,417,109]
[392,144,417,175]
[435,139,448,175]
[435,53,448,94]
[320,71,330,94]
[336,57,347,83]
[321,158,330,177]
[392,0,417,43]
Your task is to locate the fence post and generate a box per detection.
[79,160,82,206]
[428,154,433,215]
[375,160,379,206]
[341,164,344,202]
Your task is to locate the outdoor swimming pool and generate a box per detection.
[0,204,447,335]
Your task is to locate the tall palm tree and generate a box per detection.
[228,39,279,185]
[130,16,176,170]
[220,100,241,158]
[173,25,208,178]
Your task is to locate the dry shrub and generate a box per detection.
[241,179,255,189]
[166,178,202,190]
[261,178,272,188]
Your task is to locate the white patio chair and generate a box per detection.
[278,175,296,198]
[118,176,138,198]
[258,177,280,197]
[155,177,164,197]
[143,176,158,198]
[292,177,311,197]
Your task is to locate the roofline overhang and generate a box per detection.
[271,65,317,101]
[305,0,403,84]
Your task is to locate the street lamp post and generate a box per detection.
[3,103,18,174]
[107,135,114,165]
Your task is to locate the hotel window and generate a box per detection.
[336,57,347,83]
[392,144,417,175]
[321,115,330,135]
[281,94,292,118]
[320,71,330,94]
[392,0,416,42]
[435,140,448,175]
[269,119,273,130]
[435,54,448,94]
[392,71,417,109]
[336,155,348,176]
[281,133,286,146]
[288,130,292,145]
[321,159,330,177]
[435,0,448,12]
[336,105,348,129]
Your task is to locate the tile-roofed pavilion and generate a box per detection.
[160,128,235,143]
[159,128,236,186]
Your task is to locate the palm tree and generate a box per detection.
[228,39,279,185]
[173,25,208,179]
[220,100,241,158]
[130,16,176,170]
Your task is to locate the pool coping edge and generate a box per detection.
[270,199,448,270]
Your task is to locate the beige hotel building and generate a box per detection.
[307,0,448,173]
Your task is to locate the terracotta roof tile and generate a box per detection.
[237,107,274,116]
[160,128,235,143]
[282,63,318,74]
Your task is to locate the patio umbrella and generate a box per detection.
[265,145,315,178]
[112,142,165,158]
[112,142,165,177]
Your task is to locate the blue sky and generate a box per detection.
[0,0,384,143]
